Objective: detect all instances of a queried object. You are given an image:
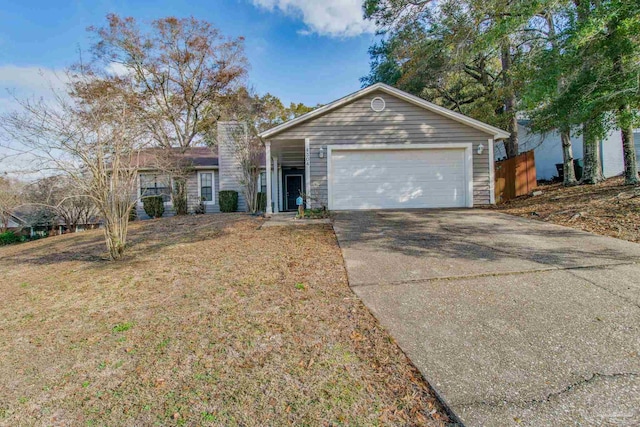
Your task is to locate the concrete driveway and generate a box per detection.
[333,210,640,427]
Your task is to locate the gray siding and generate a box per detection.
[187,170,220,214]
[217,122,247,212]
[270,90,493,208]
[136,170,220,220]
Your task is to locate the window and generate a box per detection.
[140,174,171,203]
[259,172,267,194]
[199,172,215,203]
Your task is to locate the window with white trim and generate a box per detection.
[199,172,214,203]
[140,174,171,203]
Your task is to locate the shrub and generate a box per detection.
[297,208,331,219]
[142,196,165,219]
[257,192,267,212]
[129,206,138,221]
[219,190,238,213]
[0,231,21,246]
[194,197,206,215]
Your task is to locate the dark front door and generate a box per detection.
[285,175,303,211]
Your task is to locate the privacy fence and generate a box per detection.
[495,150,537,203]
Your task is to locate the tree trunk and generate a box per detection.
[620,123,639,185]
[172,177,188,215]
[104,216,128,260]
[581,121,604,184]
[613,53,638,185]
[547,13,577,186]
[560,129,578,186]
[501,41,519,158]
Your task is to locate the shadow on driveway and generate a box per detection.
[333,209,640,427]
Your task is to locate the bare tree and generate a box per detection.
[225,122,263,213]
[0,176,23,232]
[27,175,101,232]
[217,89,317,213]
[1,72,148,259]
[89,15,248,214]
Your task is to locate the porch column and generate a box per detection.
[278,168,283,212]
[304,138,311,209]
[273,156,279,213]
[265,141,273,214]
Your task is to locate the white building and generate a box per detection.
[494,122,640,181]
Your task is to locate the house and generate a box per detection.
[136,83,509,217]
[257,83,509,212]
[135,146,269,219]
[5,213,26,231]
[494,122,640,181]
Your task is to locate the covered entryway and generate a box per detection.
[263,139,309,213]
[328,144,473,210]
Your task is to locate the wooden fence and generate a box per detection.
[495,150,537,203]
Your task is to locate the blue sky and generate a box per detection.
[0,0,378,107]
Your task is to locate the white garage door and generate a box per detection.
[329,147,470,210]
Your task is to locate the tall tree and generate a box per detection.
[363,0,554,158]
[1,71,149,260]
[576,0,640,184]
[89,15,248,213]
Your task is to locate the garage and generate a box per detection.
[258,83,511,213]
[328,144,472,210]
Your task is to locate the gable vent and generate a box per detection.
[371,97,386,112]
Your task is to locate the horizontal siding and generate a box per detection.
[135,170,220,220]
[272,90,492,207]
[218,123,248,212]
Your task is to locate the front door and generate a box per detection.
[285,175,303,211]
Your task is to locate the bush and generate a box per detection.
[194,197,206,215]
[142,196,165,219]
[0,231,21,246]
[219,190,238,213]
[257,192,267,212]
[129,206,138,221]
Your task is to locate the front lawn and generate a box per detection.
[0,215,450,426]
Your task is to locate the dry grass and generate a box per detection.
[0,214,450,426]
[494,176,640,242]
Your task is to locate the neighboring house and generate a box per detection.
[258,83,509,211]
[9,206,102,236]
[494,122,640,181]
[6,213,27,231]
[137,83,509,216]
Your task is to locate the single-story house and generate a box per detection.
[494,122,640,181]
[136,83,509,217]
[5,213,27,231]
[135,147,269,219]
[257,83,509,212]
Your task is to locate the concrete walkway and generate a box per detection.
[333,209,640,426]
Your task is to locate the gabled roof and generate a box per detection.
[258,82,510,140]
[136,147,219,169]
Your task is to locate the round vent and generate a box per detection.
[371,97,386,112]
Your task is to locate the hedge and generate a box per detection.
[0,231,21,246]
[142,195,165,219]
[219,190,238,213]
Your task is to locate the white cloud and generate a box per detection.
[0,65,66,95]
[105,62,132,77]
[251,0,376,37]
